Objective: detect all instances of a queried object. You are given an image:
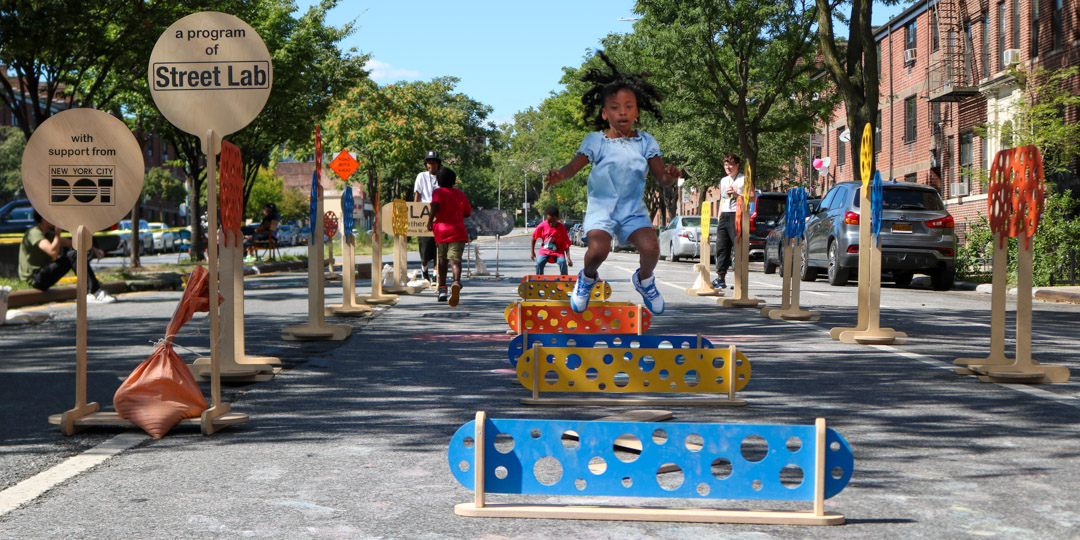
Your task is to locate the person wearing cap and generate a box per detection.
[414,150,441,281]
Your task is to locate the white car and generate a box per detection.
[116,219,156,255]
[148,222,176,252]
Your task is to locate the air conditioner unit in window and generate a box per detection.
[1004,49,1021,66]
[950,182,970,197]
[904,48,917,64]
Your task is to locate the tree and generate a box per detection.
[0,126,25,202]
[629,0,831,195]
[245,166,306,223]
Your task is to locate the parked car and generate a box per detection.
[658,215,719,262]
[748,192,788,259]
[526,218,542,228]
[275,224,298,246]
[297,225,311,244]
[115,219,155,255]
[147,222,176,252]
[0,199,34,234]
[763,200,820,275]
[569,224,585,246]
[802,180,955,290]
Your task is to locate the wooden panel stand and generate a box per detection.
[283,134,351,342]
[356,175,399,305]
[327,231,375,317]
[763,240,819,321]
[383,234,423,294]
[686,201,721,296]
[719,167,763,308]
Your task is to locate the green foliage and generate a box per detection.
[142,167,185,205]
[245,167,307,223]
[0,126,25,202]
[957,191,1080,286]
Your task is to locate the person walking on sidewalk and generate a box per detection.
[19,210,117,303]
[713,153,749,290]
[414,150,441,282]
[426,167,472,306]
[530,206,573,275]
[544,51,682,315]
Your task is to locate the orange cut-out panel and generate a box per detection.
[324,211,338,239]
[988,146,1045,249]
[219,140,243,235]
[506,301,651,334]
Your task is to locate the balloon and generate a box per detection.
[813,158,824,170]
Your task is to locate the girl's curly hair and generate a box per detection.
[580,50,663,132]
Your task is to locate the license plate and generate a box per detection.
[892,222,913,233]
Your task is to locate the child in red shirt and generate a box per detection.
[530,205,574,275]
[426,167,472,306]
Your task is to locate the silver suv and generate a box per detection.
[801,180,956,290]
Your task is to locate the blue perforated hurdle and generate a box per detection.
[450,412,852,525]
[507,333,715,368]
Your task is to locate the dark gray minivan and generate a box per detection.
[801,180,956,290]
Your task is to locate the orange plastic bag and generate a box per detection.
[114,266,213,438]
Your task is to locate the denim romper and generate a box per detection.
[577,130,661,243]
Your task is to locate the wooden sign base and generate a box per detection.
[718,232,763,308]
[686,244,721,297]
[383,234,423,294]
[356,230,399,305]
[763,242,819,321]
[281,221,350,341]
[836,243,905,344]
[327,235,375,317]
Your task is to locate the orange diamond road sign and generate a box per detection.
[330,149,359,181]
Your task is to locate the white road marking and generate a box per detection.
[0,432,147,516]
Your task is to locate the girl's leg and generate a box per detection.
[628,227,660,280]
[583,230,612,279]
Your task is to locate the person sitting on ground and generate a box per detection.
[246,203,279,256]
[426,167,472,306]
[530,205,574,275]
[19,210,116,303]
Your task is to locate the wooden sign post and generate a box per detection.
[326,151,373,316]
[24,109,144,434]
[283,127,351,341]
[720,163,764,308]
[355,169,398,305]
[763,187,819,321]
[686,201,721,296]
[380,199,425,295]
[323,210,340,280]
[148,11,276,433]
[956,146,1068,383]
[191,140,279,382]
[833,126,905,344]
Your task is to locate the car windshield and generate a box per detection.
[854,187,945,210]
[680,217,719,228]
[755,197,786,216]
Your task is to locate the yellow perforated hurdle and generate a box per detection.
[517,343,750,406]
[517,278,612,301]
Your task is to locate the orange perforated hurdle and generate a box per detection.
[506,301,651,335]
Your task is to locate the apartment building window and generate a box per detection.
[931,10,940,52]
[905,20,917,52]
[875,111,882,153]
[931,102,941,133]
[983,13,991,75]
[1012,0,1020,50]
[876,42,882,76]
[1052,0,1063,50]
[998,2,1007,71]
[1032,1,1040,57]
[905,96,917,143]
[960,132,973,184]
[964,21,974,81]
[905,173,918,184]
[837,127,846,166]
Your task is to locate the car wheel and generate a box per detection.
[892,271,913,287]
[827,240,850,286]
[931,267,955,291]
[763,251,777,274]
[670,242,679,262]
[799,241,818,282]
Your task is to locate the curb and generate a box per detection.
[1033,289,1080,305]
[7,275,184,309]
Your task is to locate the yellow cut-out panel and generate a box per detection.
[391,199,408,236]
[505,301,651,334]
[860,124,873,190]
[518,346,751,393]
[517,280,611,301]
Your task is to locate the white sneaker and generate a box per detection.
[88,289,117,304]
[570,270,596,313]
[632,269,664,315]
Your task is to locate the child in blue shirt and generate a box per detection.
[544,51,681,314]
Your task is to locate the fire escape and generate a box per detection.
[925,0,984,197]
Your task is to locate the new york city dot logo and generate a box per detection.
[49,166,116,206]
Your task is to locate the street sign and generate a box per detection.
[523,203,530,210]
[810,134,825,148]
[329,150,359,181]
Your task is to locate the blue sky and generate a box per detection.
[297,1,911,125]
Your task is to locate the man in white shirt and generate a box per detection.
[713,153,746,289]
[414,150,441,280]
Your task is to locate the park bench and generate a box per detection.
[449,412,852,525]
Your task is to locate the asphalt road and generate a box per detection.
[1,232,1078,539]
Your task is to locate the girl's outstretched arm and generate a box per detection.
[544,154,590,189]
[648,156,683,188]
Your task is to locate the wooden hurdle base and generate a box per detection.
[281,323,351,341]
[836,327,906,345]
[48,408,248,434]
[189,358,280,382]
[356,293,399,306]
[964,363,1070,383]
[382,284,425,295]
[325,305,375,318]
[454,502,843,525]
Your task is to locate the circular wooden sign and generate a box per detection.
[21,108,144,233]
[148,11,273,138]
